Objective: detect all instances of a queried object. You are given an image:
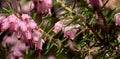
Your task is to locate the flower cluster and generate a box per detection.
[0,14,44,59]
[32,0,52,15]
[53,19,81,40]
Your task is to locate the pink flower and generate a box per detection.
[53,21,63,33]
[18,1,34,13]
[33,29,42,42]
[24,30,32,40]
[35,39,44,50]
[0,16,6,24]
[28,20,37,29]
[2,34,17,47]
[19,21,27,32]
[21,14,31,22]
[33,0,52,14]
[8,14,18,23]
[87,0,103,7]
[115,13,120,26]
[1,18,10,31]
[64,25,80,40]
[44,0,52,8]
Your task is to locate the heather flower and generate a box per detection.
[64,24,80,40]
[53,21,63,33]
[0,16,6,23]
[21,14,31,23]
[87,0,103,8]
[35,39,45,50]
[24,30,32,40]
[2,34,17,47]
[32,0,52,14]
[18,1,34,13]
[1,18,10,31]
[19,21,27,32]
[33,29,42,42]
[8,14,18,23]
[115,13,120,26]
[27,20,37,29]
[53,19,81,40]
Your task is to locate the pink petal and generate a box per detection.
[33,30,42,42]
[19,21,27,32]
[28,20,37,29]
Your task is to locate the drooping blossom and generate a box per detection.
[32,0,52,15]
[53,21,64,33]
[64,24,80,40]
[18,1,34,13]
[115,13,120,26]
[53,19,81,40]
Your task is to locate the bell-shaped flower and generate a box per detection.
[1,18,10,31]
[33,29,42,42]
[27,20,37,29]
[64,24,80,40]
[53,21,63,33]
[21,14,31,23]
[115,13,120,26]
[19,21,27,32]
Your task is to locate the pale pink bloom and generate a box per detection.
[8,14,18,23]
[53,21,63,33]
[8,23,19,34]
[64,26,78,40]
[21,14,31,22]
[33,29,42,42]
[115,13,120,26]
[13,22,19,31]
[24,30,32,40]
[64,24,80,40]
[19,21,27,32]
[0,16,6,23]
[18,1,34,13]
[13,41,27,51]
[35,39,44,50]
[28,20,37,29]
[44,0,52,8]
[33,0,52,14]
[2,35,17,47]
[17,31,23,39]
[1,18,10,31]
